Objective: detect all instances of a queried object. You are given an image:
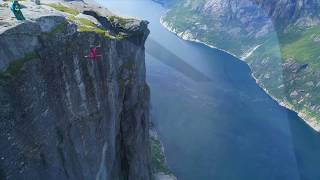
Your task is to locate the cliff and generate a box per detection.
[0,1,151,180]
[161,0,320,130]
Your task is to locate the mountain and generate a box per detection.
[0,1,152,179]
[250,0,320,27]
[161,0,320,130]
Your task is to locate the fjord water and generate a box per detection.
[99,1,320,179]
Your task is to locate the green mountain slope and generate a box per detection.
[161,0,320,130]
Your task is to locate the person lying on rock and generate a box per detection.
[10,0,25,20]
[84,45,102,60]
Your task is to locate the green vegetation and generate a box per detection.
[247,37,281,62]
[163,6,201,33]
[108,15,135,27]
[163,3,263,56]
[250,26,320,124]
[47,3,79,15]
[301,108,320,125]
[77,25,114,39]
[0,52,39,80]
[50,21,68,35]
[163,1,320,127]
[280,27,320,67]
[150,136,171,174]
[67,15,113,39]
[67,16,126,40]
[116,32,129,40]
[67,16,95,27]
[48,14,133,40]
[107,16,134,40]
[78,17,96,27]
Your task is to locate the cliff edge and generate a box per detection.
[0,1,151,179]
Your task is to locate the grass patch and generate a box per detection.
[50,21,68,35]
[67,16,127,40]
[247,37,281,62]
[280,26,320,67]
[67,16,96,27]
[0,52,39,80]
[47,3,79,15]
[78,17,96,27]
[108,15,135,27]
[67,16,117,39]
[77,25,115,39]
[116,32,129,40]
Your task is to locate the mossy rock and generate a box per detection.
[67,15,117,40]
[50,21,68,35]
[108,15,135,27]
[47,3,79,15]
[0,52,39,80]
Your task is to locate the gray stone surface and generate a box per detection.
[0,1,152,180]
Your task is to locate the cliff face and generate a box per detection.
[162,0,320,130]
[162,0,273,56]
[192,0,320,28]
[0,2,151,180]
[250,0,320,27]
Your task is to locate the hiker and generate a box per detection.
[84,45,102,60]
[10,0,25,20]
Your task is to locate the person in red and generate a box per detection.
[85,45,102,60]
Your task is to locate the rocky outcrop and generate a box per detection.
[0,1,151,180]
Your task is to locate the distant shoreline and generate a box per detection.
[160,16,320,132]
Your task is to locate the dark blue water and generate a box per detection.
[99,1,320,180]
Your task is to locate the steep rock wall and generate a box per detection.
[0,5,151,180]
